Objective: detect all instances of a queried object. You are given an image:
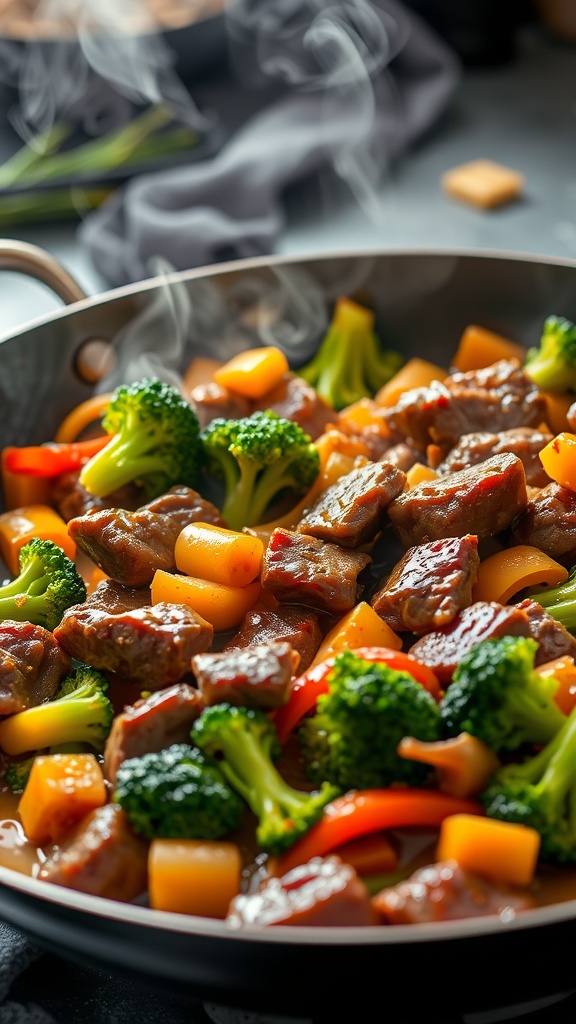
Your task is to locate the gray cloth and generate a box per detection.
[79,0,460,286]
[0,924,53,1024]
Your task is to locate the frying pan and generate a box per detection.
[2,240,576,1022]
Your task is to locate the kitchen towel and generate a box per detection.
[79,0,461,286]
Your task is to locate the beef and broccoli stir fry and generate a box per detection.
[3,297,576,928]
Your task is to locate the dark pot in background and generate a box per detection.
[403,0,537,65]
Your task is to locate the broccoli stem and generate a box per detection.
[213,724,308,824]
[530,572,576,632]
[0,558,46,599]
[221,460,260,531]
[79,430,167,497]
[524,353,566,393]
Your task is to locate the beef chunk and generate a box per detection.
[261,528,371,615]
[435,427,553,489]
[371,535,479,634]
[516,598,576,665]
[192,641,298,710]
[387,453,527,547]
[226,855,377,928]
[380,441,426,472]
[408,601,532,684]
[38,803,148,902]
[383,359,546,448]
[103,682,204,783]
[68,485,226,588]
[224,606,323,673]
[82,578,151,615]
[51,470,143,523]
[254,373,335,440]
[0,620,71,715]
[510,482,576,568]
[371,860,535,924]
[189,381,252,430]
[54,599,213,689]
[296,461,406,549]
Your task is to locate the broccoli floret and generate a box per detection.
[191,703,339,855]
[201,410,320,531]
[482,701,576,863]
[0,663,113,757]
[440,636,566,754]
[529,567,576,632]
[524,315,576,393]
[295,296,403,411]
[79,377,201,500]
[297,649,442,791]
[0,537,86,631]
[5,757,35,794]
[113,742,245,841]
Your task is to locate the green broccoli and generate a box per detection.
[113,742,245,841]
[524,314,576,393]
[297,649,442,791]
[482,700,576,863]
[79,377,202,500]
[5,757,35,794]
[200,409,320,531]
[529,568,576,632]
[296,296,403,411]
[440,636,566,754]
[0,537,86,631]
[191,703,339,855]
[0,663,113,756]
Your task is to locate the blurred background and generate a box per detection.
[0,0,574,331]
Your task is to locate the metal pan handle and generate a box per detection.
[0,239,87,305]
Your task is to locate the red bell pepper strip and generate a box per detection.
[2,435,110,478]
[275,789,484,875]
[272,646,443,744]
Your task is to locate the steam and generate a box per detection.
[1,0,207,142]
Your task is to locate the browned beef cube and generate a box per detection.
[407,601,532,684]
[189,381,252,430]
[436,427,553,489]
[380,441,426,472]
[83,578,152,615]
[51,470,144,523]
[383,359,546,448]
[192,641,299,710]
[297,461,406,549]
[371,861,534,925]
[68,485,226,588]
[510,482,576,568]
[0,620,71,715]
[254,373,335,440]
[224,606,323,673]
[261,528,371,615]
[103,682,204,783]
[371,535,479,634]
[387,453,527,547]
[226,856,377,928]
[38,803,148,902]
[54,600,213,689]
[516,598,576,666]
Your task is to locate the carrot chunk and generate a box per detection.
[18,753,107,845]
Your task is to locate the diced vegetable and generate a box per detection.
[151,569,261,632]
[405,463,439,489]
[309,602,402,669]
[213,346,289,399]
[397,733,501,798]
[275,789,484,875]
[2,436,110,478]
[18,753,107,845]
[0,505,76,575]
[542,391,574,435]
[473,544,569,604]
[536,656,576,715]
[149,839,242,916]
[539,432,576,492]
[451,325,527,372]
[436,812,540,888]
[374,357,446,408]
[174,523,264,588]
[1,458,52,512]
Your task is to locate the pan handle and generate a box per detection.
[0,239,88,305]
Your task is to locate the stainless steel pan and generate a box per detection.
[2,240,576,1022]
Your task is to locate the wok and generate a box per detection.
[1,240,576,1022]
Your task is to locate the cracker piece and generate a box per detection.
[442,159,524,209]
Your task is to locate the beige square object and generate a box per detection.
[442,159,525,209]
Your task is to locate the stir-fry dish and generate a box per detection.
[2,297,576,928]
